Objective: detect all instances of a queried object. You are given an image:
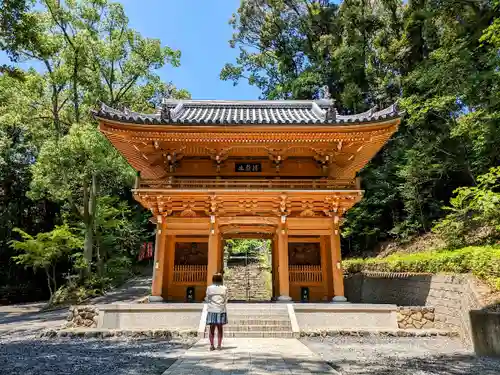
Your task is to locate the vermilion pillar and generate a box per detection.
[330,217,347,302]
[207,216,220,286]
[150,217,167,302]
[277,221,291,301]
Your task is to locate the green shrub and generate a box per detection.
[433,167,500,248]
[343,245,500,290]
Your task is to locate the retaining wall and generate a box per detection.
[345,273,482,345]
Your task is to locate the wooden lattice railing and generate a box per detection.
[173,265,207,285]
[138,178,359,191]
[289,265,323,285]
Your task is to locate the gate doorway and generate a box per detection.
[223,239,273,302]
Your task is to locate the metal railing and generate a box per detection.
[172,265,207,285]
[138,178,358,190]
[289,265,323,284]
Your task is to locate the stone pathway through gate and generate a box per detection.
[162,338,339,374]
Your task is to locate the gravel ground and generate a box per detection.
[0,336,196,375]
[303,336,500,375]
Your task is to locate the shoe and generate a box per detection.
[210,346,215,351]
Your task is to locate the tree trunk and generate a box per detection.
[44,266,53,303]
[82,173,98,277]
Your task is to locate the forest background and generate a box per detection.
[0,0,498,305]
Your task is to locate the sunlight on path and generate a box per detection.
[162,338,339,375]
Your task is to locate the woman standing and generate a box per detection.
[205,273,228,350]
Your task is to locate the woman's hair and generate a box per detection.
[212,273,223,285]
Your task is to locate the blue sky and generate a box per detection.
[0,0,261,100]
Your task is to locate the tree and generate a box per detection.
[224,0,500,253]
[3,0,188,276]
[433,167,500,248]
[10,225,83,302]
[29,123,133,275]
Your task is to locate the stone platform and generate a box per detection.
[65,302,415,338]
[162,338,339,375]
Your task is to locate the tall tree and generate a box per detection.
[1,0,188,279]
[224,0,500,253]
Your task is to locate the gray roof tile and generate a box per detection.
[93,99,399,125]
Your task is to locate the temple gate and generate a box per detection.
[95,99,400,302]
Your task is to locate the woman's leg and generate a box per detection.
[209,324,216,349]
[216,324,223,348]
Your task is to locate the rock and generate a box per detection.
[84,331,98,338]
[411,312,423,321]
[413,320,423,329]
[424,312,435,321]
[423,321,435,329]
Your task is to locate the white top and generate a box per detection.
[205,284,228,313]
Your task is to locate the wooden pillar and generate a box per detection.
[151,216,167,301]
[330,217,347,302]
[162,235,175,300]
[277,221,291,301]
[218,237,224,274]
[320,236,330,301]
[207,216,220,286]
[272,236,279,300]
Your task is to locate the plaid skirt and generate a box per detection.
[206,311,228,325]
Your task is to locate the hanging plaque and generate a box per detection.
[235,163,261,172]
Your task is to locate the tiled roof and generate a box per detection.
[93,99,399,125]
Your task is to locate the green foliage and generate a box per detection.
[10,225,83,301]
[0,0,186,302]
[226,0,500,253]
[343,246,500,290]
[433,167,500,248]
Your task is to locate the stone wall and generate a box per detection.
[66,306,99,328]
[397,307,435,329]
[224,263,272,301]
[345,272,483,345]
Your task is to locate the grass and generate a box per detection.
[343,245,500,291]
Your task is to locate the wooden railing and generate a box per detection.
[289,265,323,285]
[173,265,207,285]
[138,178,359,191]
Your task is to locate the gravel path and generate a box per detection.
[303,336,500,375]
[0,336,195,375]
[0,274,152,338]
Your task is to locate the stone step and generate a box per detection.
[224,324,292,332]
[228,319,291,326]
[222,331,295,338]
[226,315,290,320]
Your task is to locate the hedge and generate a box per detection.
[343,245,500,291]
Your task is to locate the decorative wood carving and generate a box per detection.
[180,199,198,217]
[267,148,289,173]
[207,148,231,174]
[299,200,316,217]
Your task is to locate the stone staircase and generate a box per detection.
[224,263,272,301]
[205,303,294,338]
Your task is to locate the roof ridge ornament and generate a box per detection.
[160,102,171,122]
[326,103,337,122]
[320,85,331,100]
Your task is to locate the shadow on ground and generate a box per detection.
[326,353,500,375]
[0,338,191,375]
[90,276,152,304]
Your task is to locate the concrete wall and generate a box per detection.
[294,304,398,330]
[98,304,203,330]
[469,311,500,357]
[345,273,483,345]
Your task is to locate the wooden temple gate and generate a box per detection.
[95,98,400,302]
